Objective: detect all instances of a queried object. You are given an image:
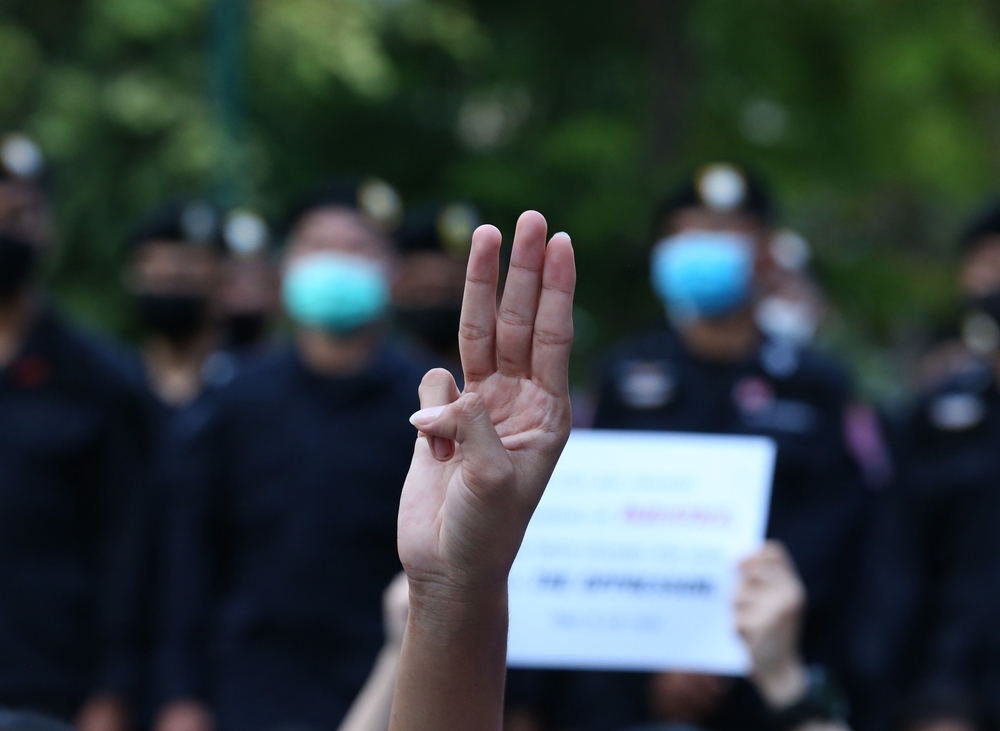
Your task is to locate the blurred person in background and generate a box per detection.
[216,208,278,352]
[0,132,150,731]
[152,177,430,731]
[124,200,228,410]
[392,201,478,368]
[505,164,880,731]
[753,229,827,347]
[862,201,1000,731]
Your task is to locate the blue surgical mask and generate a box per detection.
[650,231,755,320]
[282,252,390,335]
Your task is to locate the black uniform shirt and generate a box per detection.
[595,329,867,633]
[0,310,149,718]
[156,342,426,731]
[530,329,869,731]
[879,362,1000,718]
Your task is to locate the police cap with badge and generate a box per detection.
[283,176,404,237]
[653,162,774,231]
[0,132,45,185]
[395,201,479,259]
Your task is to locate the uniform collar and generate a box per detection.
[289,340,400,406]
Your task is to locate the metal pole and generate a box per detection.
[209,0,247,208]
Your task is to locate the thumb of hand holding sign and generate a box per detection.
[390,211,575,731]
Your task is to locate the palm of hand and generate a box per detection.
[397,212,575,591]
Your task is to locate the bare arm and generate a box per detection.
[338,573,409,731]
[390,211,576,731]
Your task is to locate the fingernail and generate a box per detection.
[430,436,454,461]
[409,405,447,428]
[555,231,571,242]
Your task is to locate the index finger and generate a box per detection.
[459,225,502,382]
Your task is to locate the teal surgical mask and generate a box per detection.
[282,252,390,335]
[650,231,755,320]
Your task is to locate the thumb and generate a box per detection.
[409,393,510,486]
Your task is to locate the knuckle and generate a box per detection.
[459,321,492,341]
[532,326,572,347]
[497,306,534,328]
[459,392,486,419]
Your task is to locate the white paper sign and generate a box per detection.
[508,429,776,675]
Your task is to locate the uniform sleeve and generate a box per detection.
[153,403,225,705]
[93,386,156,700]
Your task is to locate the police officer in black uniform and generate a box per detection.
[123,200,234,410]
[513,164,870,731]
[872,200,1000,731]
[152,178,430,731]
[0,133,150,730]
[216,208,277,352]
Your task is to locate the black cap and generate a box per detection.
[960,198,1000,252]
[396,202,480,257]
[0,133,45,183]
[284,176,403,237]
[125,199,226,253]
[654,162,774,233]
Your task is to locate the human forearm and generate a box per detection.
[389,582,509,731]
[338,645,402,731]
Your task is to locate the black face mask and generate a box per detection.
[225,312,268,349]
[397,304,463,353]
[0,234,36,300]
[137,294,209,343]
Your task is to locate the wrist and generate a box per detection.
[406,575,508,636]
[753,658,809,709]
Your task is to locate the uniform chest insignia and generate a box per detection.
[733,376,775,414]
[734,375,818,433]
[759,340,800,379]
[617,360,676,410]
[928,393,986,432]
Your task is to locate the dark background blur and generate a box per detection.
[1,0,999,398]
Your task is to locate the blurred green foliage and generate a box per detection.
[1,0,999,397]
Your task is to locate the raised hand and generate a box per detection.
[397,210,575,592]
[391,210,575,731]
